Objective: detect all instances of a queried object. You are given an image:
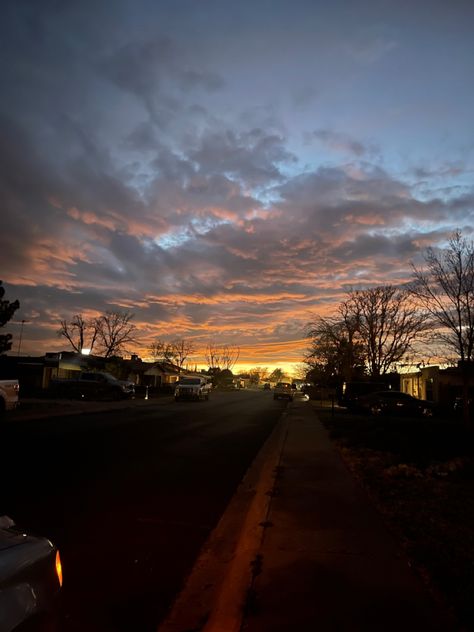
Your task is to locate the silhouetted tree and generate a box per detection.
[95,311,137,358]
[247,366,269,384]
[149,339,175,363]
[206,342,240,371]
[170,339,195,371]
[411,230,474,424]
[0,281,20,354]
[345,285,427,378]
[305,308,364,384]
[205,342,222,370]
[58,314,98,353]
[269,368,286,382]
[220,344,240,370]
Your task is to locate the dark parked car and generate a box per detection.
[453,397,473,417]
[339,381,388,410]
[0,516,62,631]
[50,371,135,401]
[273,382,294,401]
[358,390,436,417]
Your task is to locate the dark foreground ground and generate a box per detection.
[1,389,284,632]
[318,404,474,631]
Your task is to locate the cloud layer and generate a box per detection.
[1,0,473,369]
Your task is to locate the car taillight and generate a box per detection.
[55,550,63,587]
[13,383,20,393]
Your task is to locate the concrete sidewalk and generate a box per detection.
[242,399,455,631]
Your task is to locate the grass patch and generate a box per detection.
[318,406,474,630]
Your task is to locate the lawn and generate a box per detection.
[317,405,474,631]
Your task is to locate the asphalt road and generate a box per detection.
[1,389,285,632]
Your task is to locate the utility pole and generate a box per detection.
[17,320,25,356]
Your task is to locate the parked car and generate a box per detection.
[0,380,19,420]
[338,380,388,411]
[50,371,135,401]
[174,377,211,401]
[0,516,62,631]
[273,382,294,401]
[358,390,436,417]
[453,397,473,417]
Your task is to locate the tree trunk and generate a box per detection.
[462,366,472,428]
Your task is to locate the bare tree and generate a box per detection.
[149,339,176,363]
[95,311,137,358]
[220,344,240,371]
[345,285,427,378]
[411,230,474,423]
[246,367,269,384]
[269,368,287,382]
[170,339,195,371]
[205,343,240,371]
[58,314,98,353]
[205,342,222,370]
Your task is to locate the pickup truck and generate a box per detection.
[0,379,19,418]
[50,371,135,401]
[174,377,211,401]
[273,382,294,401]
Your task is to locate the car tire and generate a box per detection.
[370,404,382,416]
[112,388,123,401]
[70,388,83,400]
[422,407,433,418]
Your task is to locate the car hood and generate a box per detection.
[0,529,55,582]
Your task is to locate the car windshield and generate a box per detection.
[179,378,202,385]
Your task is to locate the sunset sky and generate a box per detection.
[1,0,473,373]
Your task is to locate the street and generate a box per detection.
[1,389,285,632]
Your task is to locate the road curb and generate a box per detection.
[157,406,291,632]
[7,396,173,422]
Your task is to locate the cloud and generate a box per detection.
[188,127,297,186]
[1,1,473,368]
[311,130,376,157]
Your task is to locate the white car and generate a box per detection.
[0,516,62,631]
[0,380,19,419]
[174,377,211,401]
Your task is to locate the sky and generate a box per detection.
[1,0,473,373]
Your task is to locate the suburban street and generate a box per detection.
[1,389,286,632]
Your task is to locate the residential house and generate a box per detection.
[400,364,474,407]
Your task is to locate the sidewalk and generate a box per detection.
[241,399,455,631]
[160,397,456,632]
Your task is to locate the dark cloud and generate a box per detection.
[188,128,297,186]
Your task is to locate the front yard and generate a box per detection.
[317,406,474,631]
